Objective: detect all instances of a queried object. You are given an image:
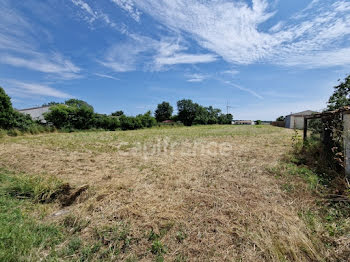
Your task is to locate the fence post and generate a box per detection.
[303,118,308,142]
[343,113,350,179]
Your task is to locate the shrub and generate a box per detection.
[7,129,22,137]
[93,114,120,131]
[44,103,94,130]
[137,111,157,128]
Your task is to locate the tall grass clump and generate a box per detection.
[0,172,68,203]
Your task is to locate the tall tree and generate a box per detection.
[0,86,14,129]
[111,110,124,117]
[177,99,199,126]
[65,99,94,110]
[155,102,173,122]
[328,75,350,110]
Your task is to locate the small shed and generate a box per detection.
[17,106,50,123]
[285,110,318,129]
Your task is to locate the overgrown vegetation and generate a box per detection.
[0,171,64,262]
[1,87,235,137]
[177,99,233,126]
[271,151,350,261]
[0,86,44,134]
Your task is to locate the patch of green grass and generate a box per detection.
[150,240,167,261]
[269,163,321,191]
[0,171,67,203]
[1,125,288,153]
[0,191,63,262]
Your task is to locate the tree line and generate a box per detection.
[0,87,233,133]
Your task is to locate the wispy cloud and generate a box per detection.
[222,70,239,76]
[222,80,263,100]
[3,79,72,98]
[1,54,81,79]
[94,73,120,80]
[154,53,217,68]
[186,73,209,82]
[132,0,350,68]
[110,0,142,22]
[70,0,120,30]
[100,35,217,72]
[0,1,81,79]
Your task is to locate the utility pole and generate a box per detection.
[226,101,233,115]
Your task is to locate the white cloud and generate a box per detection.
[0,1,81,79]
[94,73,120,80]
[4,80,72,98]
[1,53,81,79]
[222,81,263,100]
[186,73,208,82]
[155,53,216,67]
[71,0,120,30]
[222,70,239,76]
[100,35,217,72]
[110,0,142,22]
[132,0,350,68]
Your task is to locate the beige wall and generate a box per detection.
[290,116,305,129]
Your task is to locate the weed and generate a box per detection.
[150,240,166,255]
[148,229,160,241]
[65,237,82,255]
[62,215,90,234]
[175,230,187,243]
[174,253,187,262]
[0,129,6,138]
[7,129,21,137]
[94,222,132,256]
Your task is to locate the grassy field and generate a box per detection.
[0,125,349,261]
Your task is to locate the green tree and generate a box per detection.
[111,110,124,117]
[155,102,173,122]
[255,120,262,125]
[42,102,60,107]
[0,86,14,129]
[193,105,209,125]
[276,116,285,121]
[177,99,199,126]
[218,113,233,125]
[0,87,36,131]
[44,100,94,129]
[206,106,221,124]
[65,99,93,110]
[328,74,350,110]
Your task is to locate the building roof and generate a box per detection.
[17,106,51,112]
[287,110,318,117]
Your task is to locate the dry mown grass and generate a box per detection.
[0,125,338,261]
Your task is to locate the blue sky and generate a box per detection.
[1,0,350,120]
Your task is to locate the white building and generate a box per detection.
[285,110,317,129]
[17,106,51,123]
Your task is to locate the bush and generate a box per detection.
[93,115,120,131]
[120,112,157,131]
[44,103,94,130]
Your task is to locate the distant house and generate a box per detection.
[232,120,255,125]
[17,106,51,123]
[285,110,318,129]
